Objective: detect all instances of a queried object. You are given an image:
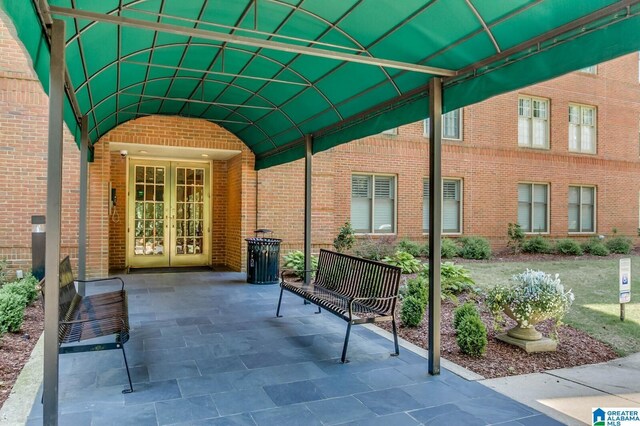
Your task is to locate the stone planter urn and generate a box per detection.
[502,305,548,341]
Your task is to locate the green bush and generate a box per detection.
[554,239,584,256]
[406,276,428,304]
[382,251,423,274]
[606,236,633,254]
[353,236,396,261]
[458,237,492,260]
[0,259,7,284]
[453,302,479,330]
[582,238,610,256]
[441,238,459,259]
[420,243,430,257]
[0,292,25,333]
[419,262,475,300]
[282,250,318,279]
[522,236,552,254]
[507,223,525,254]
[397,239,423,257]
[400,295,426,327]
[0,275,39,306]
[455,315,487,357]
[333,221,356,253]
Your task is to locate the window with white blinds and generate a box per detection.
[423,109,462,140]
[351,174,395,233]
[569,104,596,154]
[518,96,549,149]
[569,186,595,232]
[518,183,548,232]
[579,65,597,74]
[423,179,462,233]
[381,128,397,135]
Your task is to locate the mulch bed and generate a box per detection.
[378,292,617,379]
[0,300,44,408]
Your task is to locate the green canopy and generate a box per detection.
[3,0,640,169]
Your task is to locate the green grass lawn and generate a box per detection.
[460,257,640,356]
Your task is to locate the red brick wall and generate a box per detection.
[97,115,254,272]
[0,11,80,277]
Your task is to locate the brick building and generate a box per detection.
[1,11,639,278]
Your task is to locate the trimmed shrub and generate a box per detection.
[453,302,479,330]
[582,238,610,256]
[382,251,423,274]
[606,236,632,254]
[406,276,428,305]
[441,238,459,259]
[0,292,25,333]
[397,239,422,257]
[282,250,318,279]
[400,295,426,327]
[419,262,475,300]
[456,315,488,357]
[554,239,583,256]
[354,236,396,261]
[458,237,492,260]
[522,236,552,254]
[0,275,39,306]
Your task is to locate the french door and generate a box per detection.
[127,159,210,268]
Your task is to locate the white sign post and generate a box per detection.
[619,258,631,321]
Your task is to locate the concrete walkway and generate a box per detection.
[482,354,640,425]
[15,271,560,425]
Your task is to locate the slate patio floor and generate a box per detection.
[27,271,562,425]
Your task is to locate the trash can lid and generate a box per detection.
[254,229,273,234]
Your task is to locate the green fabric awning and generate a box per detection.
[3,0,640,169]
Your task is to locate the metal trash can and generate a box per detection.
[246,229,281,285]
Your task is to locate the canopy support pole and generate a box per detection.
[428,77,443,376]
[43,18,66,426]
[304,134,313,285]
[77,115,89,294]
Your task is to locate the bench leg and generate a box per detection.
[391,318,400,357]
[315,306,321,314]
[276,286,284,318]
[341,322,352,363]
[303,299,310,305]
[120,344,134,394]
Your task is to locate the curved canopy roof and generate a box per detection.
[3,0,640,169]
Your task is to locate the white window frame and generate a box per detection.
[518,96,550,149]
[568,103,597,154]
[351,173,397,235]
[423,178,463,235]
[568,185,596,234]
[517,182,550,234]
[578,65,597,74]
[381,128,398,135]
[423,108,463,141]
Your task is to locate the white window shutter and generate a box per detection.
[351,175,371,232]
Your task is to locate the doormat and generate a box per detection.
[128,266,213,274]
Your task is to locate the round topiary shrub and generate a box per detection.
[0,292,26,333]
[453,302,479,330]
[554,239,583,256]
[397,240,422,257]
[441,238,459,259]
[605,237,632,254]
[458,237,492,260]
[522,236,552,254]
[582,238,610,256]
[455,315,487,357]
[400,295,426,327]
[406,276,428,305]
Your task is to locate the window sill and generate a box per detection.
[517,145,550,151]
[524,231,550,235]
[568,150,597,155]
[423,232,462,236]
[568,231,596,235]
[355,233,397,236]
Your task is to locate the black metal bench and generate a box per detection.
[276,249,402,363]
[42,257,133,393]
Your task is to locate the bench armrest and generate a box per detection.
[76,276,125,291]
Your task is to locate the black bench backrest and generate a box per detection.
[314,250,401,314]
